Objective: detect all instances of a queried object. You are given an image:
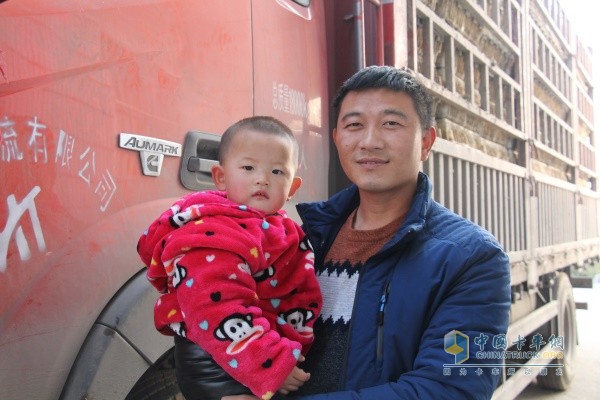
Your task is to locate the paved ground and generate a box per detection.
[516,280,600,399]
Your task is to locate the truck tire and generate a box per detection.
[537,272,577,390]
[125,347,185,400]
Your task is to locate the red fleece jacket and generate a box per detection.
[137,191,322,400]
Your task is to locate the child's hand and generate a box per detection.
[278,366,311,394]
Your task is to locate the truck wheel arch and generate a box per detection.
[59,270,175,400]
[537,272,577,390]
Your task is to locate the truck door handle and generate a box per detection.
[180,131,221,190]
[187,157,218,174]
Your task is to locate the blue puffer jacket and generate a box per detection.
[295,172,511,400]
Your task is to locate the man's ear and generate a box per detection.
[421,127,436,161]
[287,176,303,200]
[211,164,227,190]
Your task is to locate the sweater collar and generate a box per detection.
[297,172,433,255]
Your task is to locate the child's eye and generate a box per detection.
[242,165,253,171]
[272,169,284,175]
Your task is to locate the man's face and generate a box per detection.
[333,88,435,196]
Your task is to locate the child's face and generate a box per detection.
[211,129,302,214]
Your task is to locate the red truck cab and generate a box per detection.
[0,1,329,398]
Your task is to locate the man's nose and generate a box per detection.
[359,125,384,149]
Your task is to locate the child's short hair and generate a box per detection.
[218,116,299,165]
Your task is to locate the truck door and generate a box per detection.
[251,0,330,204]
[0,1,255,399]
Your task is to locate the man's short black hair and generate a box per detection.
[333,65,435,130]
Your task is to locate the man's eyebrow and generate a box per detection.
[340,109,410,122]
[382,108,409,121]
[339,111,362,122]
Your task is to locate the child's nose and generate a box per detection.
[255,172,268,185]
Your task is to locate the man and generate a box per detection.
[226,66,511,400]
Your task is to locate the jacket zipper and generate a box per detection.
[377,281,391,362]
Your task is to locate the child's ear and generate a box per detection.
[287,176,302,199]
[211,164,227,190]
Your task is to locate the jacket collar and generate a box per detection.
[297,172,433,261]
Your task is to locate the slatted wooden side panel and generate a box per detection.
[536,181,576,247]
[424,150,527,253]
